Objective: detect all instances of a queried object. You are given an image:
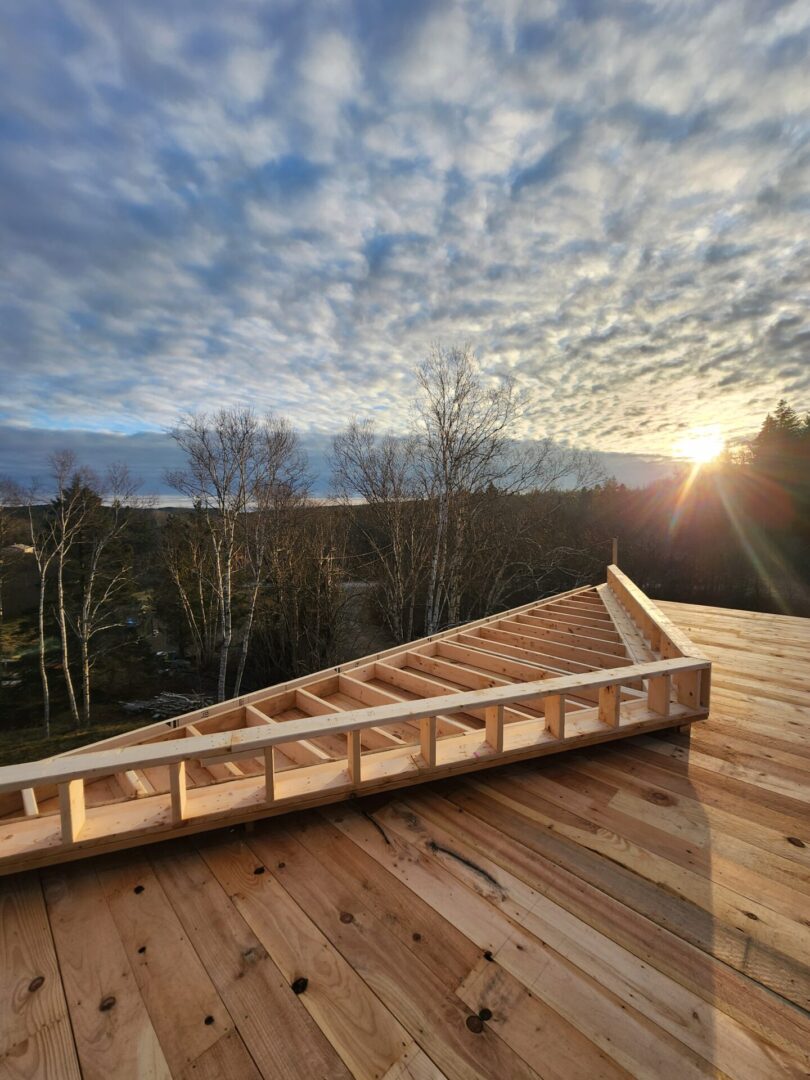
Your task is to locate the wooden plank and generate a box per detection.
[169,761,187,825]
[420,716,437,767]
[197,835,419,1080]
[599,684,621,727]
[0,657,708,797]
[0,874,81,1080]
[42,864,171,1079]
[149,845,351,1080]
[485,705,504,753]
[545,695,565,739]
[244,826,544,1080]
[21,787,39,817]
[58,779,85,843]
[382,797,807,1080]
[327,805,718,1079]
[647,675,671,717]
[96,856,234,1075]
[178,1030,262,1080]
[412,788,810,1070]
[445,780,810,1008]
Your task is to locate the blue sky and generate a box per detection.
[1,0,809,494]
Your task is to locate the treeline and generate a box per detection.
[0,346,808,739]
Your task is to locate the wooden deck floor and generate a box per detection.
[2,602,808,1079]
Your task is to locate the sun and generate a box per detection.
[674,427,725,465]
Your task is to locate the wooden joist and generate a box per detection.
[0,572,710,874]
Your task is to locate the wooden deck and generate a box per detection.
[2,601,808,1079]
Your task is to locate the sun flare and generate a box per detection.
[674,427,725,465]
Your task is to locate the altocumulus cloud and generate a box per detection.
[1,0,809,493]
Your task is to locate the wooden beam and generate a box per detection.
[545,695,565,739]
[647,674,671,717]
[420,716,437,767]
[599,684,622,727]
[169,760,187,824]
[58,779,85,844]
[21,787,38,817]
[347,729,362,783]
[0,656,709,797]
[484,705,504,753]
[263,747,275,803]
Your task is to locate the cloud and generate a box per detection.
[0,0,808,476]
[0,423,676,497]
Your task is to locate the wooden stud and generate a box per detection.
[420,716,437,767]
[545,695,565,739]
[264,747,275,803]
[58,779,85,844]
[21,787,38,817]
[598,684,622,727]
[675,669,700,709]
[485,705,504,753]
[169,760,187,825]
[347,729,362,783]
[647,674,671,718]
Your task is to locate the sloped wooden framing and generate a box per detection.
[0,567,710,874]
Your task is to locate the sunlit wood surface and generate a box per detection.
[1,601,808,1078]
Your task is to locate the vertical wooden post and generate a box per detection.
[21,787,39,818]
[263,746,275,803]
[485,705,504,753]
[58,779,85,844]
[675,669,700,709]
[545,695,565,739]
[599,684,622,727]
[647,675,671,718]
[347,729,362,784]
[169,760,187,824]
[420,716,437,767]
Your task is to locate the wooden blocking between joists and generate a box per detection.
[598,684,622,727]
[674,668,701,709]
[169,760,187,825]
[21,787,39,818]
[647,674,671,718]
[347,729,362,784]
[545,695,565,739]
[420,716,437,767]
[264,747,275,803]
[485,705,504,753]
[58,778,85,844]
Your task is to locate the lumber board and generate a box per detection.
[0,874,81,1080]
[41,864,171,1080]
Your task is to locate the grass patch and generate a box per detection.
[0,715,161,766]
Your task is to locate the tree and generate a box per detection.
[25,486,58,735]
[0,478,23,670]
[68,465,140,725]
[331,421,431,643]
[167,408,309,701]
[232,417,309,696]
[49,453,94,728]
[414,344,600,631]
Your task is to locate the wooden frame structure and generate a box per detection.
[0,566,710,875]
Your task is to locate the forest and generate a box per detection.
[1,347,808,764]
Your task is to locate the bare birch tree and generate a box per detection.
[415,343,602,631]
[0,478,23,670]
[25,487,58,734]
[167,408,307,701]
[331,421,431,643]
[232,417,309,696]
[49,452,94,727]
[68,465,139,725]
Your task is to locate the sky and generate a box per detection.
[1,0,809,496]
